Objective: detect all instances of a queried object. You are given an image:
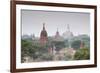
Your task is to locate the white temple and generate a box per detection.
[62,24,73,39]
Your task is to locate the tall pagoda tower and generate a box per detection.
[40,23,48,45]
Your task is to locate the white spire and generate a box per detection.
[67,24,70,31]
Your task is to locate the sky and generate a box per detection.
[21,9,90,37]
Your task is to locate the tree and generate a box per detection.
[21,39,34,62]
[64,39,69,48]
[52,41,66,51]
[64,53,73,60]
[71,40,81,50]
[39,53,53,61]
[74,48,90,60]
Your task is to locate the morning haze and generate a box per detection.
[21,10,90,37]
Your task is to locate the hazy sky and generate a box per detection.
[21,9,90,37]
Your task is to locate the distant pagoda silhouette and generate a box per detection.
[55,28,60,38]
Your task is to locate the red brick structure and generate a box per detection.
[40,23,48,45]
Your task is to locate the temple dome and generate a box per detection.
[63,31,73,39]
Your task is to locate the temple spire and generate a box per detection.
[43,23,45,30]
[55,28,60,38]
[67,24,70,31]
[56,28,59,35]
[57,28,58,32]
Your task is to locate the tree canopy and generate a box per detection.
[74,48,90,60]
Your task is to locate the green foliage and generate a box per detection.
[39,53,53,61]
[64,53,73,60]
[52,41,66,51]
[21,39,51,62]
[71,40,81,50]
[21,39,35,62]
[82,38,90,48]
[64,40,69,48]
[21,35,90,62]
[74,48,90,60]
[71,35,90,49]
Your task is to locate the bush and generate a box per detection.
[71,40,81,50]
[74,48,90,60]
[40,53,53,61]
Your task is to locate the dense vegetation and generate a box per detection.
[74,48,90,60]
[21,35,90,63]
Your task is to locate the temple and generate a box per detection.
[40,23,48,45]
[63,24,73,39]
